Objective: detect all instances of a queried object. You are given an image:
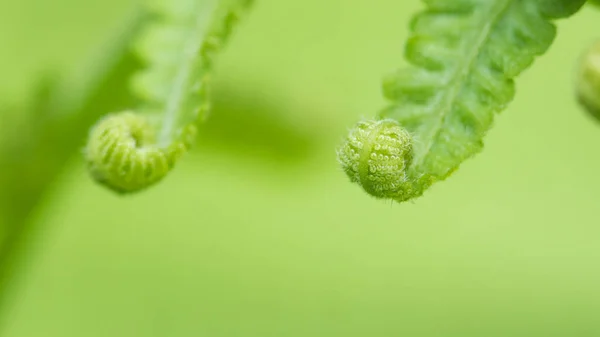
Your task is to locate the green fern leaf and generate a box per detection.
[338,0,585,202]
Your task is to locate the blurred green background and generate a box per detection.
[2,0,600,336]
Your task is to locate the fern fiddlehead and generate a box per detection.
[338,0,585,203]
[85,0,253,193]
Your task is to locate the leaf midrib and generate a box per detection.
[412,0,513,174]
[158,0,218,146]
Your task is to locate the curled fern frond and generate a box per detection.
[337,119,415,200]
[85,0,253,193]
[339,0,585,202]
[86,112,195,193]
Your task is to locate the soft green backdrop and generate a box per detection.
[1,0,600,336]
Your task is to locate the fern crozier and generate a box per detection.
[85,111,195,193]
[337,119,416,200]
[84,0,253,194]
[340,0,585,203]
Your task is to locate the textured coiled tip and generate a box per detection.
[576,40,600,122]
[337,119,415,200]
[85,111,193,194]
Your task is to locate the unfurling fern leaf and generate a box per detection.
[338,0,586,203]
[85,0,253,193]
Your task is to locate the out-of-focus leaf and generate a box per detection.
[0,8,146,322]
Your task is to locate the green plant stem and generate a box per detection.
[0,8,145,329]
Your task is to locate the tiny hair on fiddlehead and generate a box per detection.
[338,0,586,203]
[85,0,253,194]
